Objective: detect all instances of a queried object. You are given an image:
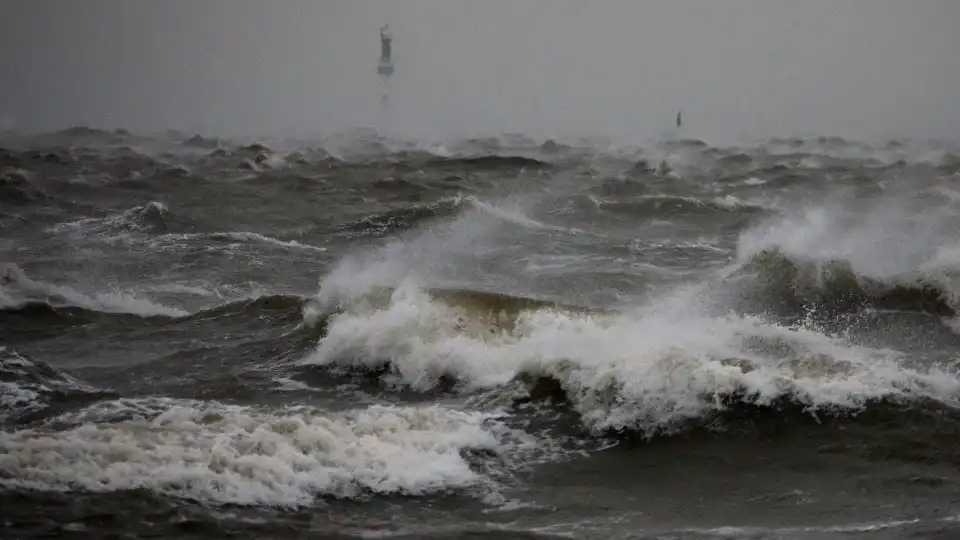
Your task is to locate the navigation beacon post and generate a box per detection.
[377,24,395,111]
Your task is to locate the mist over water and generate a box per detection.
[3,2,960,539]
[2,1,959,141]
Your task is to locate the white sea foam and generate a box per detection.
[0,399,535,506]
[45,202,328,254]
[286,151,960,439]
[47,201,170,239]
[0,347,103,424]
[299,179,960,435]
[741,176,767,186]
[155,231,327,253]
[302,283,960,435]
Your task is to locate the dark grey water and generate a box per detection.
[3,127,960,539]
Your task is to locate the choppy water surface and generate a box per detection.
[3,127,960,539]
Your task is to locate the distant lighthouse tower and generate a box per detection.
[377,24,395,110]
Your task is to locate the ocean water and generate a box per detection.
[3,126,960,539]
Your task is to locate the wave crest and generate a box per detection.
[47,201,173,237]
[0,399,536,506]
[0,168,46,204]
[302,285,960,437]
[732,248,956,317]
[0,347,110,426]
[0,263,186,318]
[734,197,960,317]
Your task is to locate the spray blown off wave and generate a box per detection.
[296,172,960,437]
[733,187,960,318]
[302,280,960,437]
[1,263,186,317]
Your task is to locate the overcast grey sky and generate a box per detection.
[1,0,957,142]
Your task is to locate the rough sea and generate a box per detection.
[3,126,960,539]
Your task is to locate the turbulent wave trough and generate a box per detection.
[3,126,960,538]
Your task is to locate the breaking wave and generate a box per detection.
[299,179,960,438]
[731,248,957,317]
[337,196,466,238]
[0,168,46,203]
[733,192,960,316]
[47,202,173,237]
[0,347,110,427]
[0,264,187,318]
[0,279,313,334]
[301,283,960,437]
[0,398,537,506]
